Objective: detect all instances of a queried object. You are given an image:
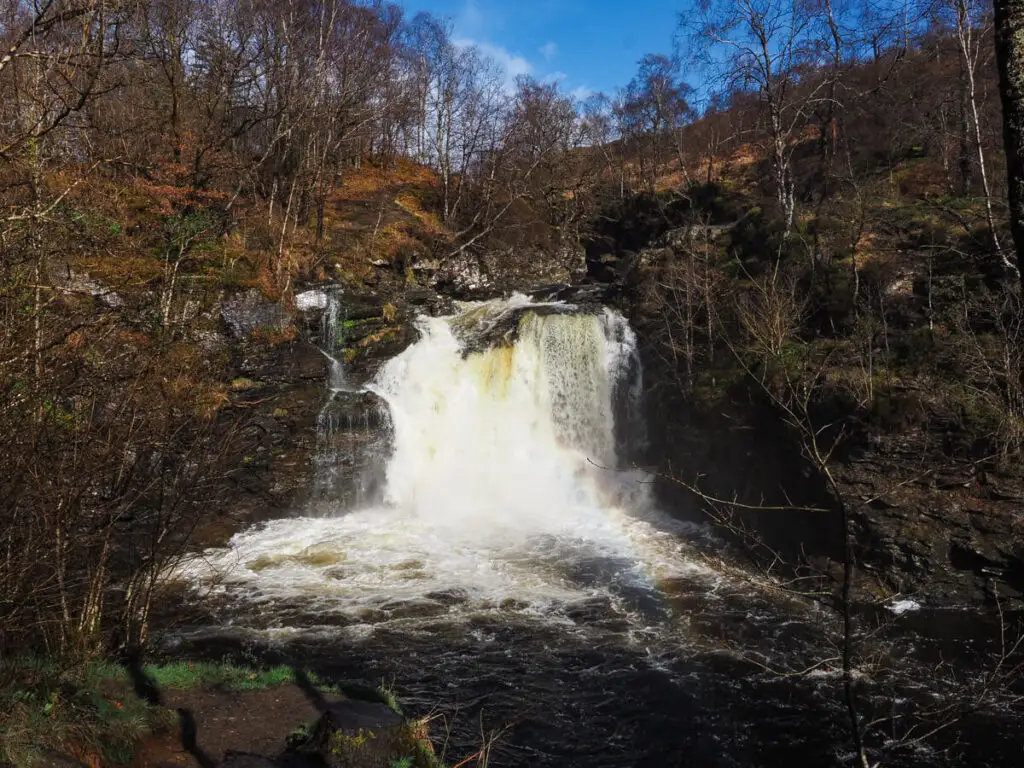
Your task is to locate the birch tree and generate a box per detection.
[688,0,832,236]
[949,0,1016,273]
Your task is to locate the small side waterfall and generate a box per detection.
[307,286,391,511]
[320,289,346,391]
[311,287,347,501]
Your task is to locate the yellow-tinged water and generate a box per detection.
[473,343,516,397]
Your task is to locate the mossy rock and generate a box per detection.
[291,700,414,768]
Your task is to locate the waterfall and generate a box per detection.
[369,298,643,538]
[310,287,391,510]
[311,287,346,501]
[182,295,700,620]
[296,285,346,391]
[320,288,346,391]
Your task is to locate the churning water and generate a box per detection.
[172,296,1020,767]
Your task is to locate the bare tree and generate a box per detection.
[993,0,1024,280]
[408,14,505,225]
[948,0,1016,273]
[618,54,692,191]
[687,0,835,235]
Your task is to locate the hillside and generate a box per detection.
[4,0,1024,764]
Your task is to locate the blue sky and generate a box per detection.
[400,0,684,101]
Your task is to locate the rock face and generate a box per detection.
[199,284,422,544]
[221,290,288,339]
[610,246,1024,609]
[836,433,1024,603]
[642,395,1024,606]
[435,243,586,298]
[203,319,325,545]
[309,389,392,513]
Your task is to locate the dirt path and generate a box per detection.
[132,685,327,768]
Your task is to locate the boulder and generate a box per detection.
[290,700,413,768]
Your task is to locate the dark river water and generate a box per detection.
[163,523,1023,768]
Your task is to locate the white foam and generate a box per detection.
[295,290,329,310]
[887,599,922,615]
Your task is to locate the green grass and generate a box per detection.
[141,661,335,691]
[2,656,335,692]
[378,679,403,715]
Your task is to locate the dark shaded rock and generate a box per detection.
[221,290,287,339]
[626,285,1024,607]
[583,192,697,284]
[528,282,616,306]
[219,752,282,768]
[197,336,325,546]
[344,295,386,321]
[834,439,1024,604]
[291,701,411,768]
[404,287,437,305]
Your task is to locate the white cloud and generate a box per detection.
[477,42,532,79]
[540,41,558,61]
[455,38,532,92]
[570,85,595,103]
[543,71,568,84]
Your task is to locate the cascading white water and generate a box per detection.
[182,296,708,624]
[370,303,631,538]
[321,288,346,391]
[311,287,351,500]
[174,298,981,768]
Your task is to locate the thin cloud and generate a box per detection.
[540,41,558,61]
[457,0,485,36]
[541,71,569,88]
[454,38,533,92]
[570,85,594,102]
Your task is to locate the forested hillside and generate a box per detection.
[2,0,1024,763]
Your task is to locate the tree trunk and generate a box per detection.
[959,59,974,197]
[993,0,1024,279]
[956,0,1007,268]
